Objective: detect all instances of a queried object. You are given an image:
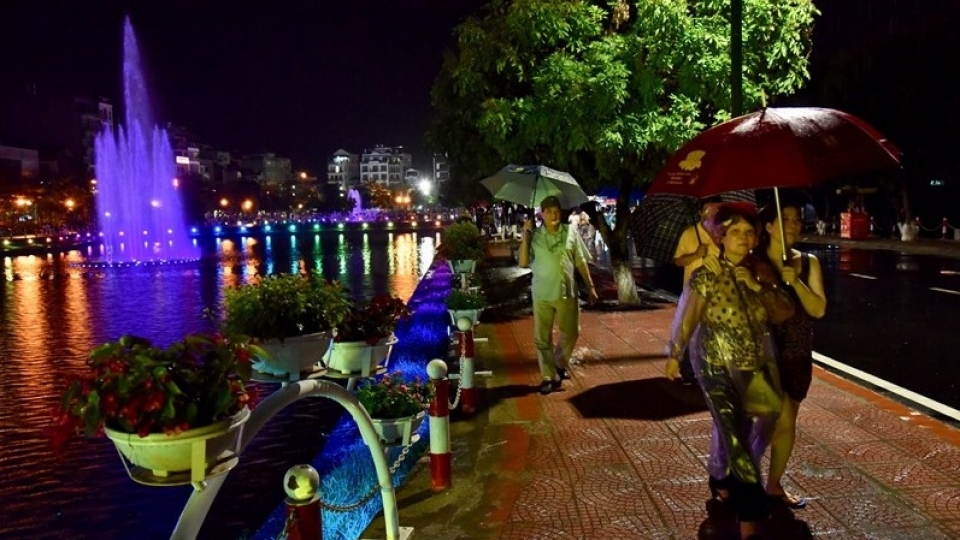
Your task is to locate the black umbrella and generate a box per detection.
[630,191,756,263]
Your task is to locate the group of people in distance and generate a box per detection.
[667,195,826,539]
[516,193,826,539]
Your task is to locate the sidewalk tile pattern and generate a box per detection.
[467,303,960,539]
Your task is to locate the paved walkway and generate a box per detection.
[363,241,960,540]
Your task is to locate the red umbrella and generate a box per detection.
[647,107,902,257]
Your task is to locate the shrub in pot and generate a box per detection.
[356,370,433,446]
[53,333,258,482]
[441,221,485,273]
[445,288,487,326]
[220,274,353,378]
[55,333,256,439]
[324,295,411,375]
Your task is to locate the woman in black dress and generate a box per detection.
[756,201,827,508]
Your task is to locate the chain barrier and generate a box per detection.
[913,217,959,238]
[316,441,413,513]
[444,330,472,410]
[449,378,462,410]
[275,509,299,540]
[916,218,942,233]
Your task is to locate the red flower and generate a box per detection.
[52,333,256,450]
[333,295,411,342]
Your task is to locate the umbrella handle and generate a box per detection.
[530,176,537,210]
[774,188,787,263]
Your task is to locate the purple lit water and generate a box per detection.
[93,18,196,263]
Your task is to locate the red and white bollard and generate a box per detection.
[455,317,479,416]
[427,358,452,491]
[943,217,950,239]
[281,464,321,540]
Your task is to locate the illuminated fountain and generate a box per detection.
[92,18,196,264]
[344,188,382,222]
[347,188,363,219]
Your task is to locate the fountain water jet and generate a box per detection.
[93,18,196,264]
[347,189,363,219]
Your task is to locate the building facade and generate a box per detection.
[327,149,360,189]
[359,145,411,186]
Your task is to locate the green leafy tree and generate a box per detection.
[431,0,817,304]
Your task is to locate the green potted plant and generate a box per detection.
[324,295,411,376]
[445,288,487,327]
[53,333,257,484]
[441,220,485,274]
[220,274,353,381]
[355,370,433,446]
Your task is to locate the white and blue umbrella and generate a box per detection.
[480,164,589,209]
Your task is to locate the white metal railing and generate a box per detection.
[170,379,402,540]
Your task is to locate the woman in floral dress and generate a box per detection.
[665,202,794,540]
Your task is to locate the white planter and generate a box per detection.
[105,406,250,485]
[254,332,331,381]
[370,411,426,447]
[448,308,483,327]
[448,259,477,274]
[323,334,398,376]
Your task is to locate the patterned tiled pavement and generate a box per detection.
[364,243,960,540]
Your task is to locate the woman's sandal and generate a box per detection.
[767,491,808,509]
[708,475,731,502]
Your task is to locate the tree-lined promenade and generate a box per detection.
[430,0,818,305]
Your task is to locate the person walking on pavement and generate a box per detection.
[518,195,599,395]
[757,200,827,509]
[665,202,794,540]
[672,198,723,385]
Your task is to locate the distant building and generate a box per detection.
[327,149,360,189]
[165,123,207,181]
[241,153,293,186]
[0,145,39,187]
[360,145,411,186]
[0,85,113,178]
[432,152,450,184]
[404,168,421,184]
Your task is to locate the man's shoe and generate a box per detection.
[539,379,562,395]
[556,367,571,380]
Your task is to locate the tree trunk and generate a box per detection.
[611,258,640,305]
[591,182,640,306]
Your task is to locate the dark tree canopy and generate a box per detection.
[431,0,817,200]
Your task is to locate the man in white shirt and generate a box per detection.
[519,196,599,394]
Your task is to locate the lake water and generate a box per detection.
[0,229,440,540]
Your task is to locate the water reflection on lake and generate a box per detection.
[0,230,439,540]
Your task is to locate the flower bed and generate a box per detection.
[251,260,455,540]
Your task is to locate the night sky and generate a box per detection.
[1,0,485,173]
[2,0,957,178]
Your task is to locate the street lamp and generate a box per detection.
[418,179,432,196]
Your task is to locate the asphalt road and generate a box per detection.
[802,244,960,413]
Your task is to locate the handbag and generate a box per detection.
[744,366,783,416]
[730,263,784,416]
